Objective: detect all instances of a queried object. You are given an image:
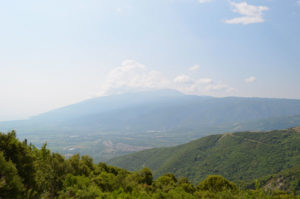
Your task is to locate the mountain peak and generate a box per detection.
[106,89,184,97]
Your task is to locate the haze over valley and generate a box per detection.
[2,89,300,161]
[1,0,300,198]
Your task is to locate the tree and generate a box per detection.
[0,152,24,199]
[0,131,36,191]
[197,175,237,193]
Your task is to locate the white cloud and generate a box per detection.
[174,75,194,84]
[298,0,300,7]
[225,2,269,25]
[99,60,234,96]
[174,75,213,87]
[99,60,171,95]
[189,64,200,71]
[173,75,232,95]
[197,78,213,84]
[198,0,213,3]
[245,76,256,83]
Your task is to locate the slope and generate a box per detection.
[109,127,300,184]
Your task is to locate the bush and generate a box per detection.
[197,175,237,193]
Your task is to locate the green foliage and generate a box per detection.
[1,130,300,198]
[109,128,300,185]
[0,152,24,199]
[0,131,36,189]
[177,177,196,193]
[197,175,237,193]
[153,174,177,192]
[245,165,300,195]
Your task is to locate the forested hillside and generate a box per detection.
[246,165,300,195]
[109,127,300,184]
[1,130,299,198]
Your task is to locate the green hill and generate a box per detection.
[1,130,299,198]
[251,164,300,194]
[109,127,300,184]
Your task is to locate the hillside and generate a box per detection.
[0,130,299,198]
[249,164,300,194]
[109,127,300,184]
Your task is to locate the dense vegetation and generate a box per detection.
[249,164,300,195]
[1,131,300,198]
[109,127,300,185]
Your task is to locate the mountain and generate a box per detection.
[2,89,300,161]
[3,89,300,133]
[109,127,300,184]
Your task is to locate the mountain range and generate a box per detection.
[1,89,300,161]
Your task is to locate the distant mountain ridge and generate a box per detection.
[2,89,300,161]
[2,89,300,134]
[30,89,186,122]
[109,127,300,184]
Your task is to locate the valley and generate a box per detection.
[2,90,300,162]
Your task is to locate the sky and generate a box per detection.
[0,0,300,121]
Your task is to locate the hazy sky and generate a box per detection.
[0,0,300,121]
